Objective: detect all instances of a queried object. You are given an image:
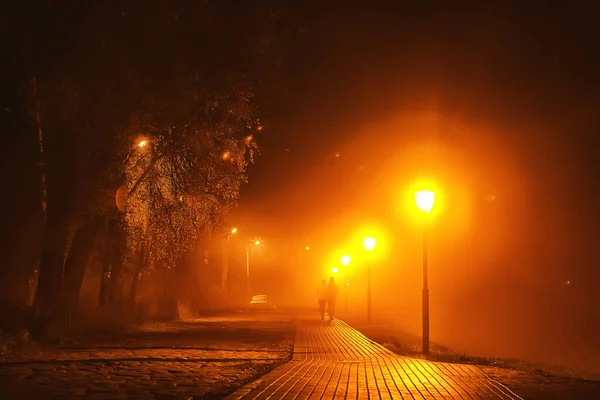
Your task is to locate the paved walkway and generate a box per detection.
[227,317,523,399]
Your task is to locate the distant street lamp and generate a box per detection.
[246,239,261,299]
[414,190,435,355]
[222,227,238,291]
[340,255,351,312]
[137,139,148,148]
[364,237,376,324]
[331,267,339,274]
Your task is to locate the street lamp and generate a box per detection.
[414,190,435,355]
[331,267,339,274]
[137,139,148,148]
[341,255,351,313]
[364,237,376,324]
[246,239,261,300]
[222,227,238,291]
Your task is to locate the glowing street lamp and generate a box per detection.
[364,237,376,324]
[231,227,238,234]
[305,246,310,251]
[331,267,339,274]
[414,190,435,355]
[415,190,435,213]
[246,238,262,299]
[340,255,351,313]
[137,139,148,148]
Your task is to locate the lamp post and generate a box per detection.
[363,237,376,324]
[222,227,237,292]
[246,239,261,300]
[414,190,435,355]
[341,255,351,313]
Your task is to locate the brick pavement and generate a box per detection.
[227,317,523,399]
[0,314,294,399]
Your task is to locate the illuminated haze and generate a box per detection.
[232,3,600,374]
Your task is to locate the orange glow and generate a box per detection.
[341,255,351,265]
[305,246,310,250]
[364,237,376,251]
[231,227,238,234]
[137,139,148,148]
[415,190,435,213]
[254,240,261,246]
[331,267,339,274]
[245,135,254,144]
[222,151,231,160]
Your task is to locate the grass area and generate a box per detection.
[347,320,600,382]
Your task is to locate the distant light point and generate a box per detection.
[221,151,231,160]
[138,139,148,148]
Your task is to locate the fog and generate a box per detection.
[230,105,599,375]
[220,3,600,375]
[2,0,598,380]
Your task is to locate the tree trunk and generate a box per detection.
[26,77,47,309]
[34,209,70,320]
[129,245,146,303]
[98,226,112,307]
[61,215,101,310]
[107,215,126,306]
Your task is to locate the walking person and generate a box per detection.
[327,277,339,320]
[317,279,328,320]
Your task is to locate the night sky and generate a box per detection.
[236,2,600,246]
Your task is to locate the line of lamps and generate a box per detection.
[326,190,435,354]
[224,190,435,355]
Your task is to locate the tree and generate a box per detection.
[5,0,303,333]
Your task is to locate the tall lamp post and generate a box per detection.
[341,255,351,313]
[246,239,261,300]
[414,190,435,355]
[222,227,237,292]
[363,237,376,324]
